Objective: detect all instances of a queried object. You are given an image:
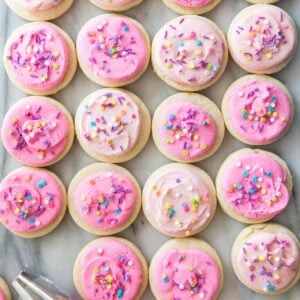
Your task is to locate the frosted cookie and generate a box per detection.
[2,96,74,167]
[90,0,143,11]
[0,167,67,238]
[4,0,74,21]
[77,14,150,87]
[150,238,223,300]
[227,5,297,74]
[3,22,77,96]
[232,223,300,294]
[216,148,292,224]
[152,15,228,91]
[73,237,148,300]
[68,163,141,235]
[162,0,222,15]
[222,75,293,145]
[152,93,225,163]
[75,88,151,163]
[247,0,279,3]
[0,278,11,300]
[143,163,217,237]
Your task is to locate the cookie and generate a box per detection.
[222,75,294,145]
[162,0,222,15]
[152,93,225,163]
[227,5,297,74]
[77,14,150,87]
[73,237,148,300]
[0,278,11,300]
[68,163,141,235]
[152,15,228,91]
[4,0,74,21]
[3,22,77,96]
[89,0,143,11]
[216,148,293,224]
[149,238,223,300]
[232,223,300,295]
[1,96,74,167]
[75,88,151,163]
[142,163,217,237]
[0,167,67,238]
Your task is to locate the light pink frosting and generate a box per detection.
[77,90,140,157]
[221,152,289,220]
[77,15,149,84]
[16,0,62,11]
[80,239,143,300]
[171,0,213,7]
[143,166,213,237]
[158,101,217,160]
[153,249,221,299]
[2,97,69,166]
[74,171,137,230]
[0,290,5,300]
[5,23,69,91]
[152,16,225,88]
[236,231,300,293]
[0,168,64,234]
[228,79,292,144]
[95,0,137,7]
[230,5,297,72]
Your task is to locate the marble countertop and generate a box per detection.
[0,0,299,299]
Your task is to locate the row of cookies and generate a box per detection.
[0,223,299,299]
[1,74,293,168]
[3,4,297,95]
[0,145,293,238]
[5,0,280,21]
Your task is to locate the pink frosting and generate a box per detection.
[5,23,69,91]
[236,231,300,293]
[0,290,5,300]
[171,0,213,7]
[80,239,143,300]
[152,16,225,88]
[228,79,292,144]
[143,166,213,236]
[77,89,141,157]
[158,101,217,160]
[230,5,297,72]
[221,152,289,220]
[153,249,221,299]
[2,97,70,166]
[95,0,137,7]
[0,168,64,234]
[77,15,149,84]
[74,171,137,230]
[16,0,62,11]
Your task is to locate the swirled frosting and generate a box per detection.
[2,97,70,166]
[77,15,149,84]
[229,5,297,72]
[227,79,292,144]
[152,16,226,88]
[143,166,213,237]
[15,0,62,11]
[77,90,140,157]
[170,0,213,7]
[153,249,221,300]
[74,171,136,230]
[236,232,299,293]
[79,239,143,300]
[5,23,69,91]
[158,101,217,160]
[0,168,64,234]
[221,152,289,220]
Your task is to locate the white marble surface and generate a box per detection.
[0,0,299,299]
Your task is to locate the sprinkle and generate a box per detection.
[37,180,47,189]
